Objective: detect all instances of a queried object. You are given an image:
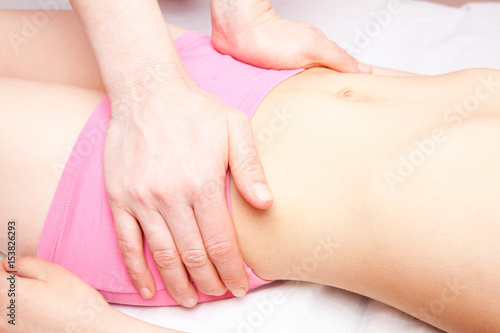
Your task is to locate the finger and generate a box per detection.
[316,40,372,74]
[194,182,249,297]
[0,258,8,278]
[136,206,200,308]
[154,202,228,299]
[2,256,58,281]
[228,110,273,210]
[111,206,156,300]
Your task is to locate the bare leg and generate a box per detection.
[0,10,187,90]
[0,10,104,90]
[0,78,105,257]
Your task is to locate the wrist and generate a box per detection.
[211,0,269,17]
[106,60,193,99]
[211,0,277,38]
[106,62,198,118]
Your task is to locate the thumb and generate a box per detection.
[3,256,60,281]
[227,110,273,210]
[316,41,372,74]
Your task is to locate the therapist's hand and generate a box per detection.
[69,0,269,310]
[211,0,372,73]
[0,257,111,333]
[105,79,271,307]
[0,257,183,333]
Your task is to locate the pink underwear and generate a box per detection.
[36,31,303,306]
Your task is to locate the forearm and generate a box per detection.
[69,0,191,103]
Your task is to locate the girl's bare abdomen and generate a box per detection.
[230,67,500,332]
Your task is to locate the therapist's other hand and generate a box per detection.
[104,79,271,307]
[211,0,372,74]
[0,257,183,332]
[0,257,112,333]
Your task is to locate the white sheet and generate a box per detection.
[2,0,499,332]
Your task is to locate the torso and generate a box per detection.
[230,67,500,285]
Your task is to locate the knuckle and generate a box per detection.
[185,177,206,194]
[106,191,130,210]
[117,238,141,258]
[152,186,185,210]
[151,248,181,270]
[192,179,220,206]
[180,249,209,269]
[105,187,121,203]
[127,268,146,282]
[338,47,353,63]
[205,239,236,265]
[152,191,170,207]
[150,181,170,200]
[234,156,262,176]
[221,274,245,288]
[128,185,151,207]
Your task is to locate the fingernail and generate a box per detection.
[139,288,153,299]
[358,62,372,74]
[252,183,272,202]
[232,287,247,298]
[181,297,198,308]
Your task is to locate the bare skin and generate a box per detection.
[1,10,499,333]
[0,257,183,333]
